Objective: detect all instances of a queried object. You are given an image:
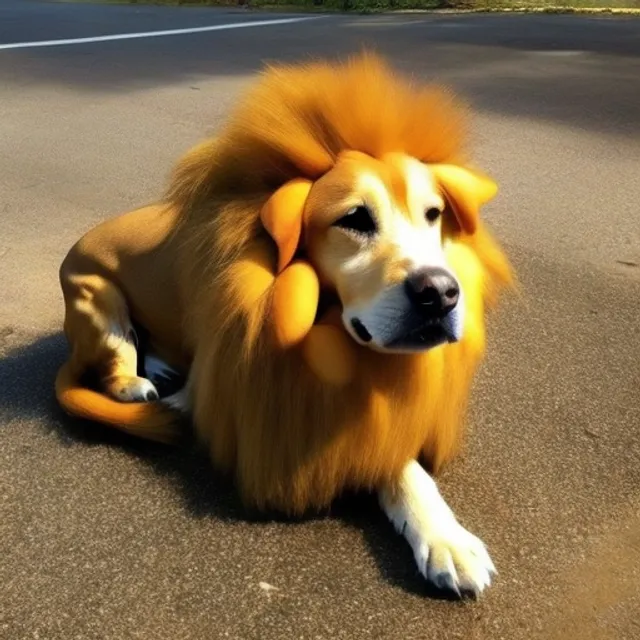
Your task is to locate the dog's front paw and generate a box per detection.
[379,461,496,598]
[409,516,496,597]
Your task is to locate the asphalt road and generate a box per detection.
[1,2,639,639]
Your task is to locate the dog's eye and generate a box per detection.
[332,206,377,236]
[425,207,442,224]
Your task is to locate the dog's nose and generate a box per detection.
[404,267,460,316]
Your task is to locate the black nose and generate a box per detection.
[404,267,460,317]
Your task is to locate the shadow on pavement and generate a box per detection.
[1,15,639,136]
[0,330,455,598]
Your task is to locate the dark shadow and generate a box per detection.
[395,12,640,58]
[0,332,244,521]
[0,8,639,135]
[330,490,471,601]
[0,330,469,598]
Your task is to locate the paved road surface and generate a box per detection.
[1,2,639,638]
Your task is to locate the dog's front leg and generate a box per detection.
[378,459,496,597]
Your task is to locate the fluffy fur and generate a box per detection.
[158,53,513,515]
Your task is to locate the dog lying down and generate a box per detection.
[55,53,513,598]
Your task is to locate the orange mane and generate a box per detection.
[166,53,513,515]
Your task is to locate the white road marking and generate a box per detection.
[0,17,319,51]
[528,50,586,56]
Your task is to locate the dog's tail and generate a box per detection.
[55,361,183,444]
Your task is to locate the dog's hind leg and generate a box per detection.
[61,272,159,403]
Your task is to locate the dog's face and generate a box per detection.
[305,151,464,353]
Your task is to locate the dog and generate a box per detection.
[55,53,513,597]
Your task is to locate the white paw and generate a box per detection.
[379,461,496,598]
[110,376,159,403]
[409,517,496,597]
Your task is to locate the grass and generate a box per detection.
[247,0,640,11]
[453,0,640,9]
[67,0,640,13]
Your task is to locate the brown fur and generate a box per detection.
[56,53,513,516]
[169,54,512,514]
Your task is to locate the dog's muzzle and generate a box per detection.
[383,266,462,351]
[344,266,465,353]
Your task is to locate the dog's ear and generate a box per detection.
[429,164,498,235]
[260,178,314,273]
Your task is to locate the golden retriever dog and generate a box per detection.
[55,53,513,597]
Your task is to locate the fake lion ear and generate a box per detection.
[271,260,319,349]
[429,164,498,235]
[260,178,314,273]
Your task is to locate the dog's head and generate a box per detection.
[261,150,497,354]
